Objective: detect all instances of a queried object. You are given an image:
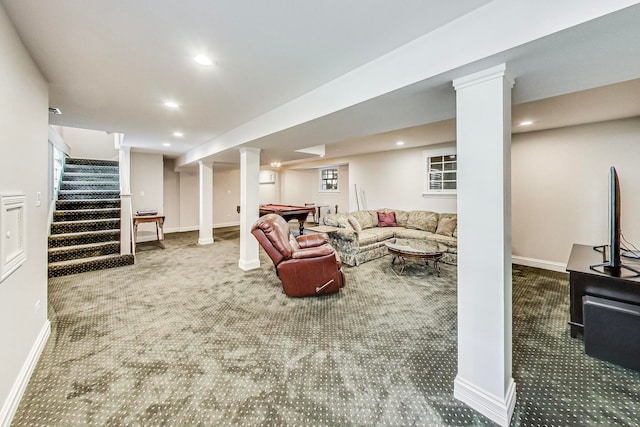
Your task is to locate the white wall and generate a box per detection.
[60,126,118,160]
[512,117,640,267]
[0,5,50,424]
[348,144,457,213]
[130,153,164,241]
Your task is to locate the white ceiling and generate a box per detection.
[3,1,640,168]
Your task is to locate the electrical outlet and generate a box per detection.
[35,300,41,311]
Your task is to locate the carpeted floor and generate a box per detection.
[11,229,640,426]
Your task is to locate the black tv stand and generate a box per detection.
[589,245,640,278]
[567,244,640,338]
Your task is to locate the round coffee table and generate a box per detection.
[385,239,445,276]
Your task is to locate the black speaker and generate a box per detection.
[583,295,640,371]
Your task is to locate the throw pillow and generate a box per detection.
[406,211,439,232]
[393,210,409,227]
[435,217,457,237]
[348,215,362,233]
[322,213,344,227]
[377,211,397,227]
[352,210,376,229]
[337,216,354,231]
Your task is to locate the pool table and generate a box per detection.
[259,204,316,235]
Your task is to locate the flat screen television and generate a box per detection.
[590,166,640,277]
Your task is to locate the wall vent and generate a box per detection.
[48,107,62,115]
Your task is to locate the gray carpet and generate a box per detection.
[11,229,640,426]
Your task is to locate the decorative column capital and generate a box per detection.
[239,147,261,155]
[453,63,514,91]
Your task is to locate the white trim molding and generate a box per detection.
[512,256,567,273]
[0,321,51,427]
[453,63,515,91]
[0,194,27,283]
[163,222,241,235]
[238,259,261,270]
[454,375,517,427]
[163,225,200,235]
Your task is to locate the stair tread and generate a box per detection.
[56,198,121,203]
[48,241,120,253]
[53,218,120,225]
[55,208,120,213]
[63,172,119,176]
[62,180,119,184]
[59,189,120,193]
[49,253,126,268]
[49,229,120,239]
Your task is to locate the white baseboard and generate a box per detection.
[512,255,566,273]
[0,320,51,427]
[238,258,260,271]
[454,375,516,427]
[164,222,240,235]
[214,221,240,229]
[163,225,199,235]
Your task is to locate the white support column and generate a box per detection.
[198,160,214,245]
[452,64,516,427]
[238,147,261,270]
[118,146,133,255]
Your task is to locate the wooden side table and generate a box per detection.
[133,215,166,249]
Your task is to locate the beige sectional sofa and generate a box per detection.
[321,208,457,266]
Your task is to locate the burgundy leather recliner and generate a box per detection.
[251,214,345,297]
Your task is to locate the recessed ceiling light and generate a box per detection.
[194,55,213,66]
[173,131,184,137]
[396,141,405,146]
[162,142,171,147]
[520,120,533,126]
[164,101,180,109]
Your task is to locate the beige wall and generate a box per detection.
[178,169,199,231]
[163,164,241,232]
[348,144,457,213]
[162,159,181,231]
[280,165,349,217]
[0,5,50,423]
[130,153,164,241]
[512,117,640,267]
[162,165,198,233]
[258,170,280,205]
[61,126,117,160]
[213,168,241,227]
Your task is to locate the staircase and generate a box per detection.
[48,158,134,277]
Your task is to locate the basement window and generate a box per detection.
[423,149,457,196]
[319,168,339,192]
